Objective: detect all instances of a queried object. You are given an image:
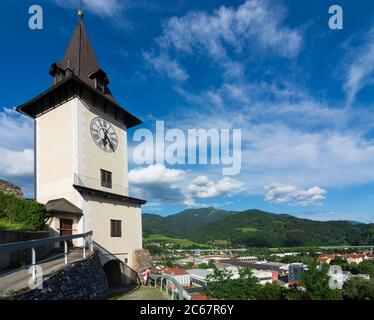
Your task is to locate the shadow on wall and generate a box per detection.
[0,230,51,270]
[93,241,140,288]
[103,260,123,287]
[47,226,60,238]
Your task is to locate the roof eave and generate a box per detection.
[15,75,143,129]
[73,184,147,205]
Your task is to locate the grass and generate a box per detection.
[115,285,168,300]
[107,284,139,300]
[144,234,212,248]
[237,226,259,234]
[0,219,35,232]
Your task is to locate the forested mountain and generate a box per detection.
[143,208,374,247]
[142,207,231,238]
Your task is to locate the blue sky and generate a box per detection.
[0,0,373,222]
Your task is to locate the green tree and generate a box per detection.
[284,286,305,300]
[256,282,284,300]
[343,277,374,300]
[301,262,342,300]
[207,259,216,269]
[0,192,45,230]
[330,256,350,271]
[355,261,374,279]
[204,268,260,300]
[163,258,174,268]
[184,261,195,269]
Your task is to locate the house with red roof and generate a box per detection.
[162,268,191,287]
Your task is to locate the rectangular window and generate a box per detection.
[101,169,112,189]
[111,220,122,238]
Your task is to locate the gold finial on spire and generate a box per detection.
[77,9,84,19]
[77,0,84,19]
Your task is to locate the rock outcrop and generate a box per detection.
[0,180,23,198]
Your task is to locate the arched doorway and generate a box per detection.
[103,260,123,288]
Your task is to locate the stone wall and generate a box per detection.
[133,249,153,273]
[0,230,50,270]
[14,252,109,300]
[0,180,23,198]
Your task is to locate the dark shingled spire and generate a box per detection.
[50,10,115,101]
[17,10,143,129]
[62,14,100,83]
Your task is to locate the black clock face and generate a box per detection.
[90,117,119,153]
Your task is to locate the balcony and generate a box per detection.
[74,173,128,196]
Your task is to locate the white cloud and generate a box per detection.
[129,163,185,184]
[159,0,302,59]
[162,80,374,192]
[0,108,34,150]
[183,198,199,207]
[54,0,123,17]
[128,164,186,203]
[0,109,34,178]
[128,165,246,205]
[53,0,127,27]
[185,175,245,199]
[0,148,34,177]
[242,123,374,190]
[265,183,327,206]
[146,0,302,81]
[344,28,374,104]
[143,52,188,82]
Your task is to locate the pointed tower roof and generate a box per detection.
[62,14,100,83]
[16,10,142,129]
[49,10,115,101]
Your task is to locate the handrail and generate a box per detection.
[149,273,187,300]
[0,231,93,253]
[0,231,93,282]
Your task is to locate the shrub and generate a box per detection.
[0,192,46,231]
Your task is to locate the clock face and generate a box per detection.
[90,117,119,153]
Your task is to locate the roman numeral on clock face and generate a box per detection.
[90,117,118,153]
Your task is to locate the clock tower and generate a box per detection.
[16,11,146,269]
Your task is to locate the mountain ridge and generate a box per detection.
[143,208,374,247]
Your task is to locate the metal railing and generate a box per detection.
[0,231,93,282]
[74,173,128,196]
[149,274,189,300]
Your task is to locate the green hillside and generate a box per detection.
[143,234,211,249]
[142,207,231,238]
[142,208,374,247]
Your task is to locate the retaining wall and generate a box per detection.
[15,252,108,300]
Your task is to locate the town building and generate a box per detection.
[270,252,299,258]
[236,256,258,262]
[187,269,215,287]
[187,267,276,286]
[162,268,191,286]
[288,263,305,283]
[15,10,145,269]
[318,253,371,265]
[218,258,288,275]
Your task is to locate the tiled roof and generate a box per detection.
[163,268,189,276]
[192,295,209,300]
